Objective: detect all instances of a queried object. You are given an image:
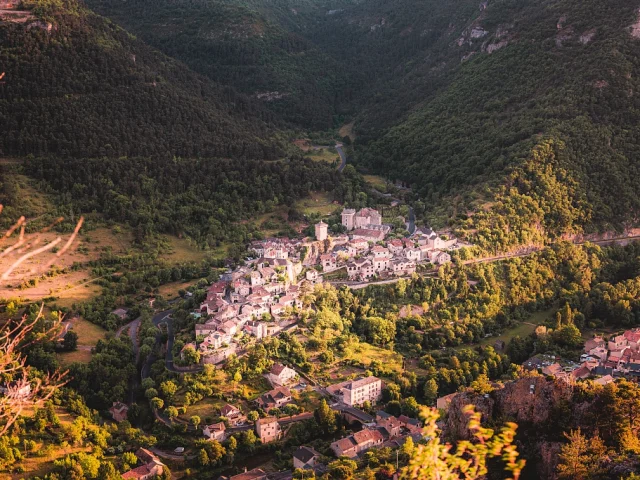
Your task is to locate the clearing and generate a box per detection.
[339,122,355,142]
[304,147,339,164]
[295,192,338,217]
[58,317,107,365]
[480,308,552,347]
[363,174,388,192]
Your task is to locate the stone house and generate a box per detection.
[330,429,384,458]
[255,387,292,410]
[109,401,129,422]
[387,239,404,255]
[328,376,382,407]
[256,417,281,443]
[268,363,297,387]
[245,320,268,339]
[293,446,322,470]
[320,254,337,272]
[203,422,226,441]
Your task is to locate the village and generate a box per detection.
[109,368,426,480]
[521,327,640,386]
[179,207,460,367]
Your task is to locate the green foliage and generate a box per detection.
[403,405,524,479]
[0,0,281,160]
[26,155,348,244]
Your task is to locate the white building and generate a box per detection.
[268,363,297,387]
[329,376,382,407]
[315,221,328,241]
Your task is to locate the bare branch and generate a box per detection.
[1,237,62,280]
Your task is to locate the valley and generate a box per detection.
[1,0,640,479]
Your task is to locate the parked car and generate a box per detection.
[174,447,185,454]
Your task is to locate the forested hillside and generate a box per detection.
[84,0,355,129]
[83,0,640,250]
[352,0,640,249]
[0,0,281,159]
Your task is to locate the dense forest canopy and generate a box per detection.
[0,0,282,160]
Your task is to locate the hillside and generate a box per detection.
[349,0,640,249]
[84,0,355,129]
[0,0,282,159]
[82,0,640,251]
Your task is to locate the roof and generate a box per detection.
[229,468,268,480]
[292,446,321,463]
[332,437,356,452]
[270,363,289,376]
[594,375,615,386]
[122,464,154,479]
[398,415,420,426]
[376,410,393,419]
[624,329,640,343]
[206,422,226,432]
[221,404,240,416]
[345,376,380,391]
[353,429,383,445]
[256,416,278,426]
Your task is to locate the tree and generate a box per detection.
[469,374,494,395]
[328,459,357,479]
[165,406,178,420]
[556,429,606,480]
[151,397,164,410]
[314,399,337,434]
[207,440,226,464]
[121,452,137,467]
[423,379,438,405]
[182,345,201,365]
[198,448,210,466]
[63,331,79,351]
[160,381,178,400]
[97,461,123,480]
[190,416,201,430]
[145,388,158,400]
[226,436,237,452]
[401,397,420,418]
[402,405,524,479]
[247,411,259,423]
[552,324,583,348]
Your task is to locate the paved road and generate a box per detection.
[462,234,640,266]
[116,317,141,358]
[336,144,347,172]
[329,234,640,291]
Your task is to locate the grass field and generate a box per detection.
[305,147,339,164]
[363,175,388,192]
[479,308,552,347]
[157,280,195,299]
[162,236,214,263]
[57,317,107,365]
[295,192,338,217]
[339,122,355,142]
[341,343,404,375]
